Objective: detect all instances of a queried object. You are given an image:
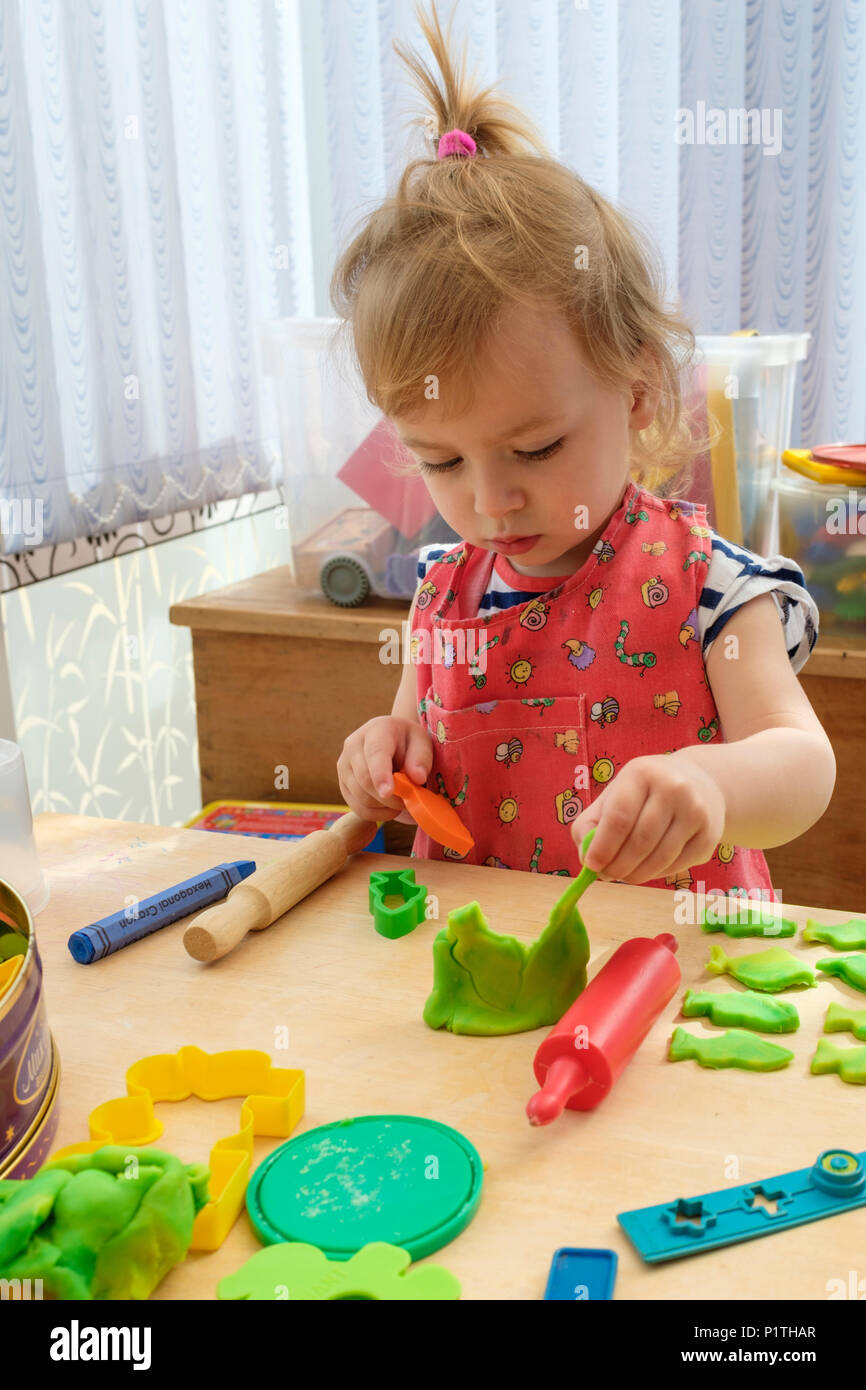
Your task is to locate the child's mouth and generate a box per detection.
[488,534,541,556]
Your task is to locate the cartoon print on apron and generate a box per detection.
[409,479,775,897]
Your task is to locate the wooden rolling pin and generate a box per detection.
[183,813,378,963]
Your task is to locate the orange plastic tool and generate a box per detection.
[391,772,474,856]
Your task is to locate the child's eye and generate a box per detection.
[418,457,461,474]
[518,437,565,460]
[418,438,565,474]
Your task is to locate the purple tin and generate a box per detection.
[0,875,58,1178]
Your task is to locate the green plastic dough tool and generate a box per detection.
[681,989,799,1033]
[811,1037,866,1084]
[803,918,866,951]
[816,953,866,993]
[705,944,816,992]
[824,1001,866,1039]
[217,1241,460,1300]
[423,829,596,1036]
[668,1026,794,1072]
[246,1115,483,1261]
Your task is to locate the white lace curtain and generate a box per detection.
[1,0,863,552]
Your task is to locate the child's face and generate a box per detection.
[391,299,658,577]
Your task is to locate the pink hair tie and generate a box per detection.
[437,128,477,159]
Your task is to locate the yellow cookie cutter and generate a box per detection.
[49,1045,305,1252]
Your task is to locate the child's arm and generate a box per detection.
[336,588,433,821]
[571,593,836,884]
[673,592,835,843]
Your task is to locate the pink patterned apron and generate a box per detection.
[410,479,774,896]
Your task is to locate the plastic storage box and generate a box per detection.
[261,316,457,606]
[772,447,866,638]
[686,332,810,554]
[262,318,810,603]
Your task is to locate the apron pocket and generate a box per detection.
[420,689,590,865]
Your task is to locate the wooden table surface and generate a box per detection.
[32,812,866,1301]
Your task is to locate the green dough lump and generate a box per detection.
[0,1145,209,1300]
[668,1026,793,1072]
[705,944,815,993]
[816,953,866,994]
[423,879,589,1036]
[811,1037,866,1085]
[682,989,799,1033]
[824,1001,866,1039]
[803,918,866,951]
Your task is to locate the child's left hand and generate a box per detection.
[569,754,727,885]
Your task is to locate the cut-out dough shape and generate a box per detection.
[811,1037,866,1084]
[816,954,866,994]
[701,907,796,938]
[824,1001,866,1039]
[217,1241,460,1301]
[668,1026,794,1072]
[706,944,815,993]
[682,989,799,1033]
[803,918,866,951]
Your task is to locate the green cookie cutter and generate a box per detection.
[369,868,428,939]
[217,1241,460,1301]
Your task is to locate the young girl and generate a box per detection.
[334,3,835,896]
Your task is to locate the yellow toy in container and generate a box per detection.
[774,444,866,637]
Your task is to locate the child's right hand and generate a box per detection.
[337,716,433,823]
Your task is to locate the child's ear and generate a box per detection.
[628,348,662,430]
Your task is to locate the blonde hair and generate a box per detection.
[330,1,707,496]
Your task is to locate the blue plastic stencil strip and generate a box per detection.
[618,1148,866,1264]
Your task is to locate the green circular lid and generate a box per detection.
[247,1115,483,1261]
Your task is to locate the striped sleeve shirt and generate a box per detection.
[417,529,819,675]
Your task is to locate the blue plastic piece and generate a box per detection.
[618,1148,866,1263]
[543,1247,617,1300]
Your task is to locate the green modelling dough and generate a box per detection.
[700,906,796,938]
[423,881,590,1036]
[668,1026,794,1072]
[824,1001,866,1039]
[811,1037,866,1085]
[218,1241,460,1301]
[816,954,866,993]
[0,1146,209,1300]
[803,918,866,951]
[706,944,816,993]
[681,989,800,1033]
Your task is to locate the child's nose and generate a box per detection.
[473,469,526,520]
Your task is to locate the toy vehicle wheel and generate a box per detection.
[320,554,371,607]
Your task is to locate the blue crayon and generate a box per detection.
[67,860,256,963]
